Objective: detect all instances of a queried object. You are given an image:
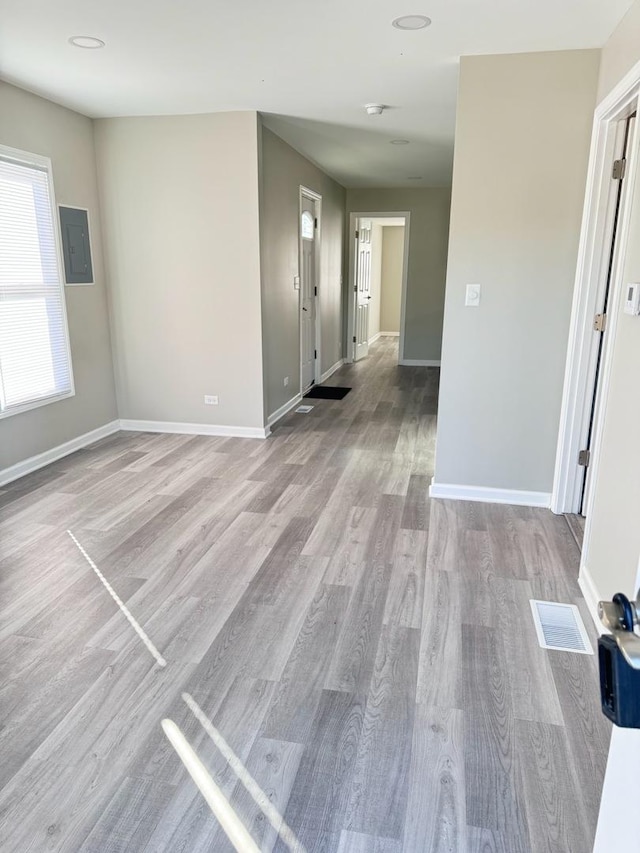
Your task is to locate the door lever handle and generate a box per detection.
[302,307,308,312]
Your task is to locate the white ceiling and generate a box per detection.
[0,0,632,187]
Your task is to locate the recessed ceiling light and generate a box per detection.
[390,139,410,145]
[392,15,432,30]
[407,176,423,180]
[69,36,105,49]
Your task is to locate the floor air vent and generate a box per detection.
[295,405,314,414]
[529,600,593,654]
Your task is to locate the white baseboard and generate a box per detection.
[368,332,381,345]
[399,359,441,367]
[267,393,303,427]
[429,480,552,509]
[0,420,121,487]
[119,419,270,439]
[578,564,603,631]
[380,331,400,337]
[320,358,345,383]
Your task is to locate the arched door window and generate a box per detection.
[301,210,314,240]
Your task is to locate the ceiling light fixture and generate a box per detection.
[392,15,432,30]
[69,36,105,49]
[407,176,423,180]
[365,103,386,116]
[390,139,410,145]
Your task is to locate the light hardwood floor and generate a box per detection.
[0,337,610,852]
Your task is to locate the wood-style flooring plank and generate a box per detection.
[261,583,351,744]
[338,830,401,852]
[324,495,403,693]
[515,719,593,853]
[462,625,530,852]
[208,736,305,853]
[402,705,466,853]
[273,689,365,851]
[344,624,420,840]
[416,570,462,709]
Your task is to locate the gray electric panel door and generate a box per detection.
[59,206,93,284]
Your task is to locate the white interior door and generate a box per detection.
[300,197,317,391]
[355,219,372,361]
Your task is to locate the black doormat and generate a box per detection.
[304,385,351,400]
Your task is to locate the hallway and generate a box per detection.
[0,337,609,852]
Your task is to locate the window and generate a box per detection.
[301,210,315,240]
[0,147,74,417]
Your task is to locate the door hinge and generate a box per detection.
[355,230,359,239]
[314,218,318,229]
[594,313,607,332]
[613,159,627,180]
[314,349,317,359]
[578,449,591,467]
[314,286,317,296]
[353,335,356,343]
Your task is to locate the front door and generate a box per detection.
[300,197,317,392]
[355,219,372,361]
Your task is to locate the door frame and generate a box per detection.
[551,70,640,521]
[299,186,322,391]
[346,211,411,363]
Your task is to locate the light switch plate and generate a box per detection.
[465,283,481,306]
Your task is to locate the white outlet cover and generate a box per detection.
[204,395,219,405]
[284,377,289,387]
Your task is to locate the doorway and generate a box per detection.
[552,99,638,525]
[347,211,410,364]
[299,187,321,392]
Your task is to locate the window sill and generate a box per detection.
[0,389,76,420]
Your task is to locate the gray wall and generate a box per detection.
[0,82,117,471]
[345,188,451,362]
[259,126,346,420]
[380,226,405,333]
[586,2,640,601]
[433,50,600,494]
[95,112,265,430]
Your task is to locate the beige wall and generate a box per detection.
[434,50,600,494]
[259,126,345,420]
[346,188,451,362]
[598,0,640,102]
[0,82,117,471]
[380,226,404,333]
[369,222,383,341]
[95,112,265,430]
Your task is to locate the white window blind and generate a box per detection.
[0,150,73,417]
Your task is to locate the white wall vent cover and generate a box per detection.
[295,405,314,413]
[529,600,593,654]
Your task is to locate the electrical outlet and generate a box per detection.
[284,376,289,387]
[204,395,219,405]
